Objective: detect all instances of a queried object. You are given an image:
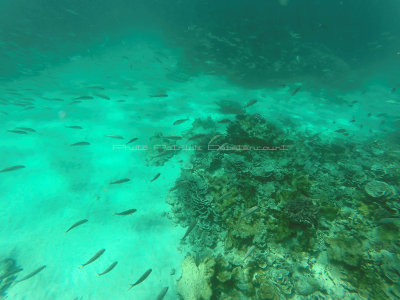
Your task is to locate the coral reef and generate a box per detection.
[169,113,400,299]
[176,256,215,300]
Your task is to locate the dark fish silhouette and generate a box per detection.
[291,86,301,96]
[7,130,27,134]
[114,209,137,216]
[0,165,25,173]
[15,265,46,283]
[181,220,197,241]
[173,118,189,125]
[150,173,161,182]
[128,269,152,290]
[244,99,257,108]
[94,94,110,100]
[150,93,168,98]
[335,129,347,133]
[188,134,206,140]
[65,219,88,233]
[71,142,90,146]
[74,96,93,100]
[163,135,182,140]
[110,178,130,184]
[97,261,118,276]
[126,137,138,145]
[156,287,169,300]
[66,126,83,129]
[15,127,36,132]
[80,249,105,268]
[105,135,124,139]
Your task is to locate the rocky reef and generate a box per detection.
[168,113,400,299]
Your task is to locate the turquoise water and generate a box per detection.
[1,1,400,299]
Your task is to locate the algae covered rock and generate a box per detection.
[177,256,215,300]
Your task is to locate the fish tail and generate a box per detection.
[128,284,134,291]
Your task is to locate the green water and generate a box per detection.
[0,1,399,299]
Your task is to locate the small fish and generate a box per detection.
[169,180,188,192]
[367,113,372,117]
[241,206,259,219]
[110,178,130,184]
[163,135,182,140]
[291,86,301,96]
[15,265,46,283]
[128,269,152,290]
[7,130,27,134]
[181,220,197,241]
[105,135,124,139]
[150,93,168,98]
[392,87,396,93]
[208,134,222,145]
[335,129,347,133]
[350,119,356,123]
[218,119,231,123]
[156,287,169,300]
[97,261,118,276]
[0,268,23,281]
[151,173,161,182]
[114,209,137,216]
[94,94,110,100]
[65,219,88,233]
[243,246,256,262]
[65,126,83,129]
[126,137,138,145]
[71,142,90,146]
[15,127,36,132]
[80,249,105,268]
[217,193,232,203]
[244,99,257,108]
[173,118,189,125]
[74,96,93,100]
[188,133,206,140]
[0,165,25,173]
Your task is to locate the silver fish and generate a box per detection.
[15,265,46,283]
[71,141,90,146]
[65,219,88,233]
[80,249,105,268]
[97,261,118,276]
[156,287,169,300]
[241,206,259,219]
[128,269,152,290]
[110,178,130,185]
[243,246,256,262]
[0,165,25,173]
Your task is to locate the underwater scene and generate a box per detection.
[1,0,400,299]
